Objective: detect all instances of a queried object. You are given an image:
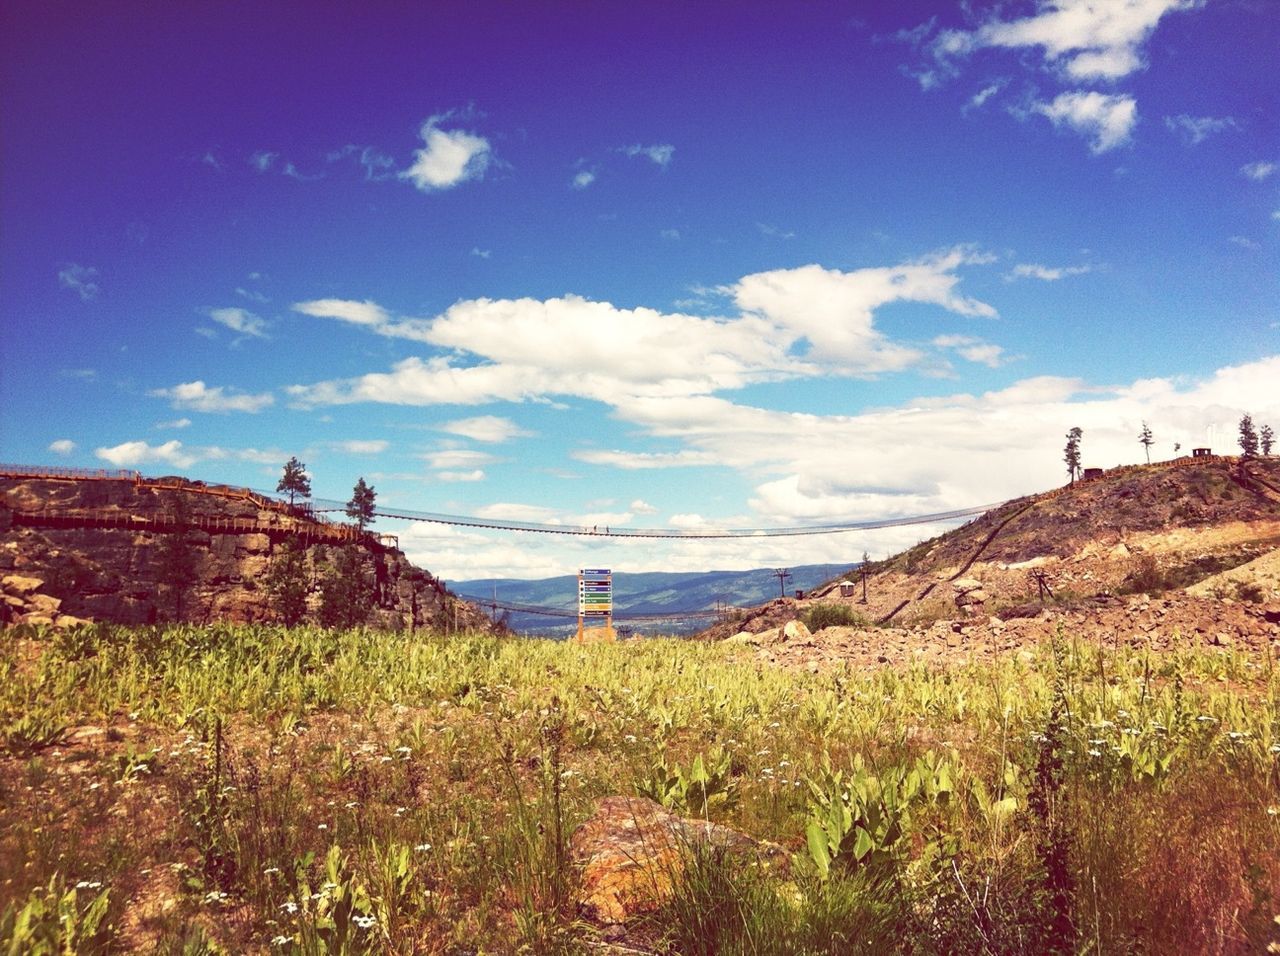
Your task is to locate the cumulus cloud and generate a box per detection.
[249,151,278,172]
[630,499,658,515]
[1032,91,1137,153]
[209,307,268,339]
[96,439,197,469]
[1241,161,1277,181]
[571,449,719,469]
[149,380,274,413]
[572,170,596,189]
[400,113,492,191]
[48,439,76,455]
[1164,114,1237,145]
[925,0,1203,83]
[620,143,675,168]
[437,469,486,482]
[438,416,531,443]
[58,263,100,301]
[932,334,1006,367]
[286,248,999,408]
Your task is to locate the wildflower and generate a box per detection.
[395,807,407,816]
[272,936,291,945]
[353,915,377,930]
[344,801,358,809]
[1270,744,1280,754]
[379,756,393,763]
[395,746,411,755]
[280,901,298,914]
[1088,749,1102,757]
[321,882,338,891]
[318,823,328,830]
[75,880,103,890]
[623,734,637,743]
[1226,731,1247,741]
[204,890,228,904]
[1196,715,1217,723]
[263,867,280,875]
[414,843,432,852]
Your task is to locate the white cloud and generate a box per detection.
[1228,235,1260,250]
[475,502,563,524]
[58,264,99,301]
[1241,161,1277,181]
[932,334,1006,367]
[572,170,596,189]
[249,151,278,172]
[48,439,76,455]
[757,222,796,240]
[928,0,1203,83]
[1006,262,1093,281]
[149,380,275,414]
[571,449,719,469]
[235,287,270,304]
[661,228,681,241]
[620,144,675,168]
[155,418,192,430]
[438,415,531,443]
[331,439,389,454]
[471,247,491,259]
[1032,91,1137,153]
[423,448,496,471]
[437,469,486,483]
[327,144,396,181]
[95,439,197,469]
[209,307,268,339]
[1164,114,1237,145]
[965,80,1007,111]
[630,499,658,515]
[287,248,999,408]
[400,114,492,191]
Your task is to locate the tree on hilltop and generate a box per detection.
[277,456,311,506]
[1262,424,1275,457]
[1064,427,1083,484]
[1238,414,1259,458]
[346,477,376,532]
[1138,421,1154,464]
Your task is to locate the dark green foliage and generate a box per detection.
[1261,423,1275,457]
[346,477,376,532]
[317,547,373,629]
[802,604,868,631]
[1064,427,1083,483]
[276,456,312,506]
[265,539,311,626]
[1238,413,1259,458]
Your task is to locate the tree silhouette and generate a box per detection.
[1138,421,1154,464]
[1238,414,1259,458]
[1261,424,1275,457]
[346,477,376,532]
[276,456,311,506]
[1063,427,1083,483]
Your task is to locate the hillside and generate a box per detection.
[456,564,848,634]
[0,468,493,632]
[699,456,1280,660]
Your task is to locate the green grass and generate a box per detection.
[1,622,1278,952]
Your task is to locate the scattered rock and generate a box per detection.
[782,619,812,643]
[570,796,788,924]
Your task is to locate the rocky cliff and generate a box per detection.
[0,473,493,632]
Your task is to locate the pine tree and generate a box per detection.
[1138,421,1154,464]
[265,538,310,626]
[276,456,311,506]
[1063,427,1083,483]
[317,546,373,628]
[1261,424,1275,457]
[346,477,376,532]
[1238,414,1259,458]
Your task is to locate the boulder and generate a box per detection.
[570,796,788,924]
[782,619,813,643]
[2,574,44,595]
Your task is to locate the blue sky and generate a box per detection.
[2,0,1277,579]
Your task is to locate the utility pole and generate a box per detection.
[772,568,792,599]
[860,550,870,603]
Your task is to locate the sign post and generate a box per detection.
[577,568,615,643]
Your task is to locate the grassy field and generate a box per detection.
[1,623,1278,953]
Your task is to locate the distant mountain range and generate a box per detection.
[453,563,854,635]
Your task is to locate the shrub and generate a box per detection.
[802,604,868,631]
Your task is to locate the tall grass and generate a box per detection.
[0,622,1277,951]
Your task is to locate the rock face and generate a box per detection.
[1,573,91,628]
[570,796,788,924]
[0,476,492,631]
